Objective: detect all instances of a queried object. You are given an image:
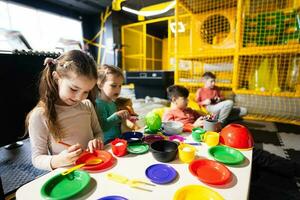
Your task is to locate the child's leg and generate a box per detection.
[206,100,233,124]
[237,106,247,117]
[226,106,248,122]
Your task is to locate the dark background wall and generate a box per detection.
[0,0,137,147]
[0,53,53,147]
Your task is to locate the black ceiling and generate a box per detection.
[42,0,172,14]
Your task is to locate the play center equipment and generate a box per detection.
[172,0,300,125]
[121,0,300,125]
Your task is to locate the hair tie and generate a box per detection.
[44,58,57,66]
[62,60,73,69]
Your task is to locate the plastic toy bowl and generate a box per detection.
[219,124,254,149]
[145,112,162,131]
[150,140,178,162]
[162,121,183,135]
[121,131,144,143]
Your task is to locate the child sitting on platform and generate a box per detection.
[196,72,247,126]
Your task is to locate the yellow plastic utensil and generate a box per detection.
[107,173,129,184]
[61,158,102,176]
[106,173,155,192]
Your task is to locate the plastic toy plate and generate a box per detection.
[97,195,128,200]
[168,135,185,142]
[144,135,164,143]
[189,159,231,185]
[127,143,149,154]
[75,150,114,171]
[40,170,90,200]
[145,164,177,184]
[208,145,245,165]
[173,185,224,200]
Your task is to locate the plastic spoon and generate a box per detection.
[61,158,103,176]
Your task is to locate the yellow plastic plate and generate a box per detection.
[173,185,224,200]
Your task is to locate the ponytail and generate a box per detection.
[26,50,98,140]
[39,62,60,139]
[25,58,60,140]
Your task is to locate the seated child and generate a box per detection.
[115,97,140,132]
[196,72,247,126]
[163,85,213,129]
[95,64,129,144]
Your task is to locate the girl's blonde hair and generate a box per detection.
[97,64,124,87]
[25,50,98,140]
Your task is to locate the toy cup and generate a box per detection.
[203,131,219,147]
[111,138,127,157]
[178,143,196,163]
[203,119,219,132]
[191,127,206,142]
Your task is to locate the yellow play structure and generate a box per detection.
[121,0,300,125]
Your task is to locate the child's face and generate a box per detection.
[174,96,188,110]
[55,71,96,106]
[99,74,123,101]
[204,78,215,89]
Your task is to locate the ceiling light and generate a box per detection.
[170,22,185,33]
[121,1,176,17]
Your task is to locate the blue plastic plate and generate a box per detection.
[145,164,177,184]
[98,196,128,200]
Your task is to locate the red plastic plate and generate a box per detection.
[75,150,115,172]
[189,159,231,185]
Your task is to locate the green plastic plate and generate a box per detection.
[208,145,245,165]
[40,170,90,200]
[127,143,149,154]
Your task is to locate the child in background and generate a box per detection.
[163,85,211,128]
[26,50,104,171]
[115,97,140,132]
[95,65,129,144]
[196,72,247,126]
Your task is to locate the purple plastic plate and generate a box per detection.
[144,135,164,143]
[145,164,177,184]
[97,196,128,200]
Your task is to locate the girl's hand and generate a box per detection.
[116,110,130,120]
[214,97,221,103]
[65,143,84,163]
[202,99,211,105]
[198,116,205,120]
[51,143,83,169]
[87,138,104,153]
[193,118,204,127]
